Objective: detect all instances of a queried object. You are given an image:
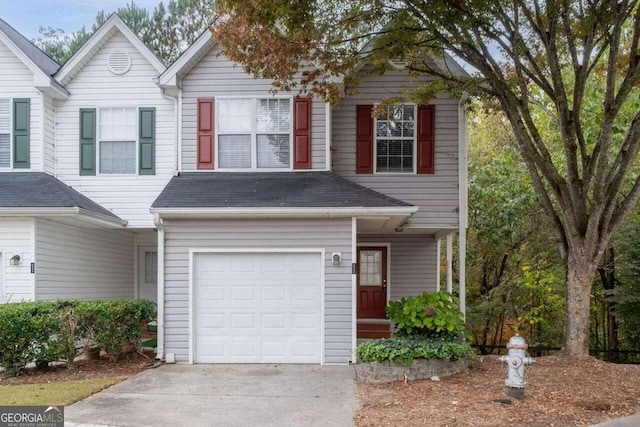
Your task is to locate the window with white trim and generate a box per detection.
[0,99,10,168]
[375,104,416,173]
[99,107,137,174]
[217,98,292,169]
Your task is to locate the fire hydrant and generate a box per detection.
[498,334,534,399]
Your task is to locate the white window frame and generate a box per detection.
[214,96,294,171]
[96,106,139,176]
[373,103,417,175]
[0,98,13,171]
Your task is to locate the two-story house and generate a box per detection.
[0,15,468,366]
[0,16,174,303]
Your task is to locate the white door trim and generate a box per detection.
[188,248,326,365]
[356,242,392,307]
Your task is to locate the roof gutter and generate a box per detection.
[150,206,418,219]
[0,207,127,228]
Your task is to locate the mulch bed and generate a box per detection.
[356,355,640,426]
[0,351,156,386]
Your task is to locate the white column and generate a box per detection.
[459,228,467,319]
[435,238,441,292]
[446,234,453,293]
[155,216,165,361]
[351,217,357,363]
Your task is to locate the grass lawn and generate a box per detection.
[0,376,127,406]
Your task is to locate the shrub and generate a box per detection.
[76,299,156,361]
[386,292,468,339]
[0,299,156,375]
[356,336,476,365]
[0,302,60,375]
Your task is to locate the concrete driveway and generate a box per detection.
[66,364,358,427]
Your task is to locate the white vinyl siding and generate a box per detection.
[163,218,352,364]
[181,44,327,171]
[0,219,35,302]
[0,40,42,171]
[333,68,461,228]
[359,234,437,299]
[43,95,56,174]
[34,219,134,300]
[54,30,175,228]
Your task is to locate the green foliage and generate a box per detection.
[0,300,156,375]
[33,0,215,64]
[0,302,61,375]
[386,292,467,339]
[76,299,156,361]
[356,337,476,365]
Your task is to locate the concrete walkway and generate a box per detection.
[65,364,358,427]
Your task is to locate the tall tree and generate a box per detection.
[214,0,640,356]
[33,0,214,64]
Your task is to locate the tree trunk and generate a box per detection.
[562,251,597,356]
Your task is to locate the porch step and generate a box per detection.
[357,322,391,339]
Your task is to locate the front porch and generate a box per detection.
[355,218,466,339]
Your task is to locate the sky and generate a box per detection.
[0,0,163,39]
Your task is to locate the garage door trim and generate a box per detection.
[188,248,326,364]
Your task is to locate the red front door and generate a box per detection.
[357,247,388,319]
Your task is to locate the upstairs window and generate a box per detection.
[375,104,416,173]
[217,97,292,170]
[99,107,137,174]
[0,99,9,168]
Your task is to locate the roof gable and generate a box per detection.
[55,14,165,86]
[0,19,60,76]
[158,28,214,89]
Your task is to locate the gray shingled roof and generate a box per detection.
[0,172,121,220]
[152,172,412,208]
[0,19,60,76]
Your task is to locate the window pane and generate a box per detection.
[100,107,136,141]
[144,251,158,284]
[100,141,136,173]
[218,99,252,132]
[257,134,290,168]
[0,99,10,133]
[375,104,415,173]
[256,98,291,133]
[0,134,9,167]
[359,250,383,286]
[377,139,413,173]
[218,134,251,168]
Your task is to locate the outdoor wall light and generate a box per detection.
[332,252,342,266]
[10,254,20,266]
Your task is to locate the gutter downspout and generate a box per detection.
[458,93,469,319]
[154,213,166,361]
[177,89,183,173]
[160,88,180,174]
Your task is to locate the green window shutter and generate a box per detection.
[79,108,96,176]
[13,98,30,169]
[139,107,156,175]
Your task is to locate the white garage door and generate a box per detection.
[193,252,322,363]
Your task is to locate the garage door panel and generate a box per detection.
[261,286,286,301]
[194,252,322,364]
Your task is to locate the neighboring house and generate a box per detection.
[0,15,174,303]
[0,16,468,366]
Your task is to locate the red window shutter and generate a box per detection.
[417,105,435,174]
[356,105,374,174]
[293,97,311,169]
[197,98,214,170]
